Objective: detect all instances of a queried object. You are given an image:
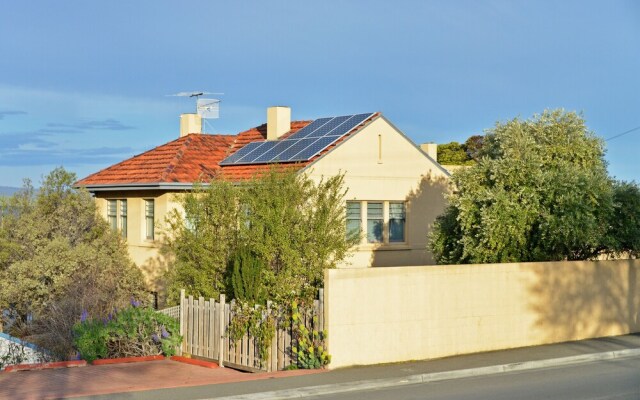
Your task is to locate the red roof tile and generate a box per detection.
[76,115,378,187]
[76,134,235,186]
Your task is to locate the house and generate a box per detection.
[76,107,450,291]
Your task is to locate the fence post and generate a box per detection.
[179,289,185,356]
[218,293,226,368]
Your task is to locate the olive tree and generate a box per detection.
[430,109,639,264]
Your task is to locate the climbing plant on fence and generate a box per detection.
[180,290,327,371]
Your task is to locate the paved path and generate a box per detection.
[0,360,320,399]
[1,334,639,400]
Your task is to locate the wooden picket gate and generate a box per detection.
[178,289,324,372]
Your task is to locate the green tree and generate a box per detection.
[464,135,484,161]
[437,142,471,165]
[163,178,242,304]
[437,135,484,165]
[429,109,633,264]
[229,248,266,304]
[164,168,356,304]
[608,181,640,257]
[0,168,145,358]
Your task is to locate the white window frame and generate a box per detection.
[107,199,127,238]
[144,199,155,241]
[347,200,407,246]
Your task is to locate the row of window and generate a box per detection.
[107,199,155,240]
[347,201,406,244]
[108,198,404,245]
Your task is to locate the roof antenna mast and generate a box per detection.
[166,91,224,132]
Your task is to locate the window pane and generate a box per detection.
[107,200,117,231]
[367,202,383,243]
[389,202,405,242]
[145,199,154,240]
[120,200,127,238]
[346,201,361,239]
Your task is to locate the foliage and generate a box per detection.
[163,179,242,305]
[230,248,266,304]
[227,301,275,366]
[165,168,356,305]
[608,181,640,257]
[73,301,181,363]
[289,300,330,369]
[429,109,637,264]
[437,135,484,165]
[0,167,146,359]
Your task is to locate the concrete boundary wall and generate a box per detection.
[324,259,640,368]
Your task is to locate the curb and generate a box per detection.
[92,355,165,365]
[207,348,640,400]
[170,355,219,369]
[3,360,87,373]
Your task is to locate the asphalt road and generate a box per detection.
[305,356,640,400]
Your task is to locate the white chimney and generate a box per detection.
[180,113,202,137]
[420,143,438,161]
[267,106,291,140]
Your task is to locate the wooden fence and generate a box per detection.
[177,289,324,372]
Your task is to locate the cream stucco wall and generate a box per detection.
[306,116,450,267]
[324,259,640,369]
[94,190,181,293]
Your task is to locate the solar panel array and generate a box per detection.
[220,113,374,165]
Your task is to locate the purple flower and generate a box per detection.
[102,318,108,326]
[151,333,159,343]
[160,325,169,339]
[80,310,88,323]
[130,297,140,308]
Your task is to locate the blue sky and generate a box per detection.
[1,1,638,187]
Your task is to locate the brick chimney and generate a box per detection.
[266,106,291,140]
[180,113,202,137]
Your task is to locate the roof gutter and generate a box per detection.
[76,182,198,192]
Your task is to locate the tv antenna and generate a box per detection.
[166,91,224,119]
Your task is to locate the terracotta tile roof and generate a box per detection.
[76,114,378,188]
[76,134,236,186]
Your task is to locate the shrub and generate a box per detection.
[230,248,266,305]
[73,301,181,363]
[290,301,330,369]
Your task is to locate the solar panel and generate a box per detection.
[219,112,375,165]
[303,115,354,138]
[236,141,275,163]
[219,141,264,165]
[252,139,298,163]
[275,138,317,161]
[291,117,333,139]
[287,135,342,162]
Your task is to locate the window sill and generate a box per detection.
[356,243,411,251]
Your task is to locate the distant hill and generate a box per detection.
[0,186,21,196]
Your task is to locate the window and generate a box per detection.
[346,201,361,240]
[145,199,155,240]
[107,200,118,231]
[367,202,384,243]
[347,201,407,245]
[107,199,127,238]
[389,202,405,242]
[119,200,127,238]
